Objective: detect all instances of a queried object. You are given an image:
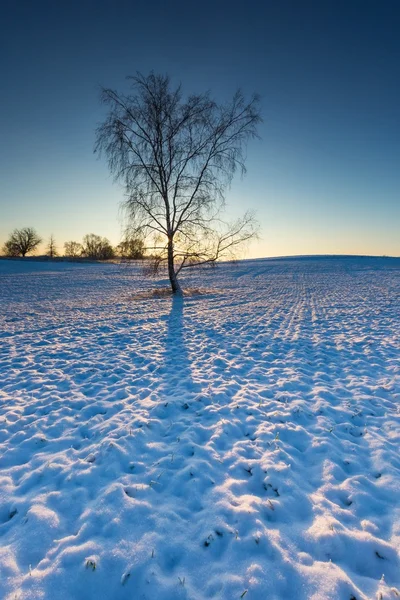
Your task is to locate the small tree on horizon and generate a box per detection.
[82,233,115,260]
[46,234,58,258]
[116,232,145,259]
[95,72,261,294]
[64,241,83,258]
[2,227,42,257]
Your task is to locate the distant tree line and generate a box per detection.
[1,227,145,260]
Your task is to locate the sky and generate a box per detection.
[1,0,399,258]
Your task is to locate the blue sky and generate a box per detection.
[1,0,399,257]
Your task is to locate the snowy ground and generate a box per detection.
[0,256,399,600]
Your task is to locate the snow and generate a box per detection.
[0,256,399,600]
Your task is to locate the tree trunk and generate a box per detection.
[167,238,183,295]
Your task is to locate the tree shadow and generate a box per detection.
[161,295,197,404]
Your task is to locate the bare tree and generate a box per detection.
[64,241,83,258]
[2,227,42,257]
[46,234,58,258]
[95,72,261,294]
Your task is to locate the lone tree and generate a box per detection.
[95,72,261,294]
[2,227,42,257]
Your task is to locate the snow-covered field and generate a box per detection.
[0,256,399,600]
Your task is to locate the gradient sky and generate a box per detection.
[1,0,399,258]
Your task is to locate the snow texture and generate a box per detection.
[0,256,399,600]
